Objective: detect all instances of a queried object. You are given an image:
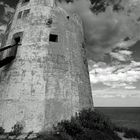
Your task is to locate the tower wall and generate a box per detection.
[0,0,93,132]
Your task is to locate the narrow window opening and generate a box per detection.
[49,34,58,42]
[17,11,22,19]
[23,9,30,18]
[22,0,30,4]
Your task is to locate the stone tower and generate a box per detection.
[0,0,93,132]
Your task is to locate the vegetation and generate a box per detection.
[114,126,140,139]
[37,109,121,140]
[0,127,5,135]
[37,109,140,140]
[124,128,140,139]
[0,109,140,140]
[9,122,23,136]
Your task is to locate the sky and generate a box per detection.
[0,0,140,107]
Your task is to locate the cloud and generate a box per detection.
[3,4,15,22]
[93,88,140,98]
[0,2,15,47]
[125,85,136,90]
[89,60,140,89]
[1,0,140,62]
[0,2,15,23]
[0,25,6,32]
[119,50,132,55]
[4,4,15,14]
[58,0,140,61]
[110,50,132,61]
[0,2,4,5]
[115,40,137,49]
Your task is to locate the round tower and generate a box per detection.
[0,0,93,132]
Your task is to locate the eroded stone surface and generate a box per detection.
[0,0,93,133]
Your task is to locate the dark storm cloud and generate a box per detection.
[0,1,15,24]
[1,0,140,63]
[0,3,7,24]
[58,0,140,62]
[0,0,17,46]
[0,0,18,8]
[57,0,140,92]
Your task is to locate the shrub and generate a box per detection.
[76,129,113,140]
[113,126,128,132]
[37,131,73,140]
[54,109,121,140]
[103,128,121,140]
[56,118,83,137]
[114,125,140,139]
[124,128,140,139]
[0,127,5,135]
[53,132,73,140]
[36,109,128,140]
[9,122,23,136]
[78,109,114,131]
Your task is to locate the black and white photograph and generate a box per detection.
[0,0,140,140]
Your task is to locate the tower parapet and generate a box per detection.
[0,0,93,132]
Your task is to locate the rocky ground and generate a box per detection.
[0,132,139,140]
[0,133,38,140]
[117,132,139,140]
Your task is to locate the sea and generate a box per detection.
[96,107,140,131]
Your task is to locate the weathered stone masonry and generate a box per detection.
[0,0,93,132]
